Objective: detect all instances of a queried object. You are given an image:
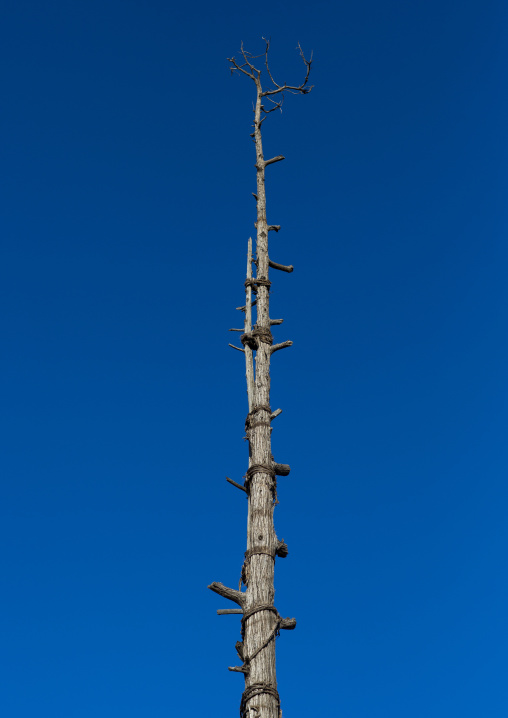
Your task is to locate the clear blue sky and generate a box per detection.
[1,1,507,716]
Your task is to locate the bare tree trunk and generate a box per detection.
[210,40,313,718]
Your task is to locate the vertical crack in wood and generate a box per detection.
[245,237,255,412]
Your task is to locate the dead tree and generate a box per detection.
[208,40,313,718]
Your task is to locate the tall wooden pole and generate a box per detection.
[209,40,313,718]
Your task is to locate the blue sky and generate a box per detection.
[1,1,507,716]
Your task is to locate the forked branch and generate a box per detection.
[261,38,313,97]
[227,39,313,118]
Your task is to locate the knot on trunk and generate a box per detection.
[240,326,273,351]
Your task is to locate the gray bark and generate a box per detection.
[209,40,313,718]
[241,76,279,718]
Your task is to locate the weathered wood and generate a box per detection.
[263,155,285,167]
[279,617,297,630]
[268,259,294,273]
[271,340,293,354]
[244,237,255,412]
[226,477,248,493]
[211,39,313,718]
[208,582,244,606]
[243,54,280,718]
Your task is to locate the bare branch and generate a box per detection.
[264,95,284,108]
[228,666,249,673]
[268,225,281,232]
[260,96,284,119]
[208,582,245,606]
[229,328,244,332]
[264,155,285,167]
[297,41,313,82]
[270,408,283,420]
[226,476,247,493]
[261,104,283,115]
[259,110,281,124]
[217,608,243,615]
[262,36,282,89]
[240,41,261,78]
[261,84,313,97]
[269,260,293,273]
[229,343,245,353]
[271,341,293,354]
[261,42,313,98]
[227,55,256,80]
[269,319,284,325]
[260,43,313,98]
